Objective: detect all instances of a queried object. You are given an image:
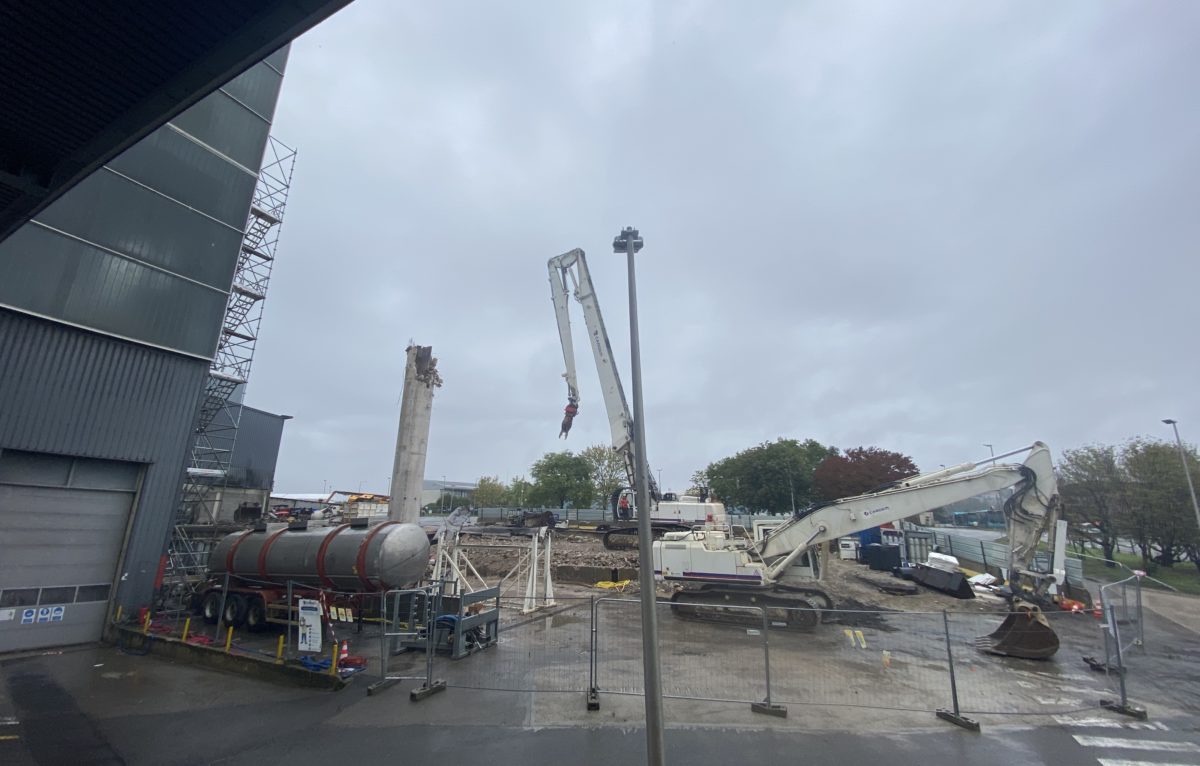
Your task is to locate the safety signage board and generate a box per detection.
[297,598,322,653]
[21,608,35,625]
[0,608,15,622]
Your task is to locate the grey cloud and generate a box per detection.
[251,0,1200,495]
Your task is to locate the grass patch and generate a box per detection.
[1077,549,1200,595]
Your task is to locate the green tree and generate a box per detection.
[473,475,509,507]
[1122,438,1199,569]
[509,476,533,508]
[580,443,627,508]
[528,451,594,509]
[1057,445,1125,566]
[703,438,837,513]
[811,447,918,501]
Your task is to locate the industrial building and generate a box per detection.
[0,49,291,653]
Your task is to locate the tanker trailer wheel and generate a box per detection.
[244,595,267,632]
[222,594,248,627]
[201,592,223,624]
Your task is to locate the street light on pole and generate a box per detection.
[983,443,995,465]
[614,225,666,766]
[1162,419,1200,534]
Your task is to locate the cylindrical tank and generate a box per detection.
[209,522,430,592]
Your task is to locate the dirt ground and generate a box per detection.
[439,530,640,577]
[437,530,1012,615]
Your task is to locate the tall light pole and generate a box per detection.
[1162,419,1200,533]
[614,225,665,766]
[983,443,995,465]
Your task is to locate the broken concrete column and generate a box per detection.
[388,345,441,523]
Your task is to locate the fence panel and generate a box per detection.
[768,607,954,713]
[948,610,1115,715]
[434,597,592,694]
[593,598,767,704]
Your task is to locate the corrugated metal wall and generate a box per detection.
[0,308,208,608]
[0,49,290,620]
[222,405,288,490]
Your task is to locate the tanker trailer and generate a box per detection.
[196,519,430,630]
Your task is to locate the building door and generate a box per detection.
[0,449,141,652]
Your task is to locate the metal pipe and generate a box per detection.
[216,571,230,639]
[1109,603,1129,708]
[589,596,597,693]
[761,608,773,708]
[1163,420,1200,535]
[285,579,293,656]
[1135,576,1144,648]
[616,225,665,766]
[942,611,962,716]
[379,590,387,683]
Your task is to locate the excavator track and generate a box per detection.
[669,585,833,630]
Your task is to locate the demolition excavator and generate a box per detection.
[548,248,722,549]
[653,442,1066,660]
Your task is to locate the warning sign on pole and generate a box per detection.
[297,598,322,653]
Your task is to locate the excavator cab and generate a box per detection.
[976,601,1061,660]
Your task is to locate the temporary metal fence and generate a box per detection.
[583,599,1138,728]
[130,580,1151,728]
[926,528,1085,585]
[434,596,593,694]
[1099,575,1145,652]
[373,587,443,698]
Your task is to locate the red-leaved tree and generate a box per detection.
[812,447,919,501]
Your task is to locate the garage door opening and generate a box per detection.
[0,449,143,653]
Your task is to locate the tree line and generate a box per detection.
[1059,438,1200,573]
[465,437,920,516]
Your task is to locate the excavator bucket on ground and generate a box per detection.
[975,603,1060,660]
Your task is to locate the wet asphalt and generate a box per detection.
[0,591,1197,766]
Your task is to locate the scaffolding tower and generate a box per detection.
[162,137,297,598]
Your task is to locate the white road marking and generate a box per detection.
[1035,696,1084,705]
[1074,735,1200,752]
[1053,715,1168,730]
[1098,761,1197,766]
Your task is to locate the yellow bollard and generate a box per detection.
[329,644,339,676]
[181,617,191,642]
[275,635,285,664]
[114,605,123,624]
[142,612,152,635]
[224,625,233,653]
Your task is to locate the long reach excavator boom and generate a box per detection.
[654,442,1064,659]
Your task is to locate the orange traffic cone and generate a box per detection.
[339,640,349,661]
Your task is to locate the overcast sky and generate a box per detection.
[251,0,1200,495]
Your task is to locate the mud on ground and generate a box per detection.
[434,530,1009,616]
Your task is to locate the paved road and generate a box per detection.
[2,593,1197,766]
[1,643,1196,766]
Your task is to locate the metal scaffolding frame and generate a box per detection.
[164,136,297,596]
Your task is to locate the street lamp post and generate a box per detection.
[614,225,666,766]
[983,443,995,465]
[1162,419,1200,534]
